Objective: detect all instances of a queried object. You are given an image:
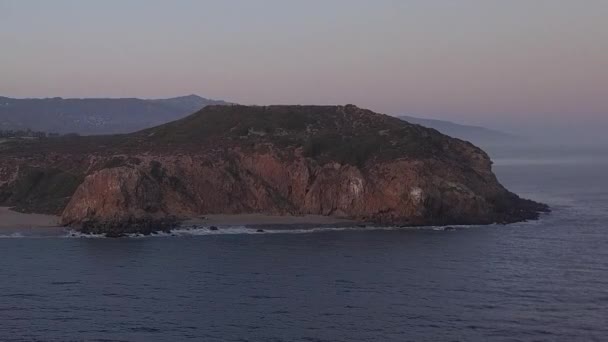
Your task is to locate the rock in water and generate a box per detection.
[0,105,549,234]
[105,232,127,238]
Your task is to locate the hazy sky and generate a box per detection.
[1,0,607,129]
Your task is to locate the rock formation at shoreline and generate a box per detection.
[0,105,549,233]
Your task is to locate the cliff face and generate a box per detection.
[0,105,548,232]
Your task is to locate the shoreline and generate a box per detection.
[0,208,360,232]
[0,208,549,237]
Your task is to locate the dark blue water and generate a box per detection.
[1,148,607,341]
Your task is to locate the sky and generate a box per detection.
[1,0,607,135]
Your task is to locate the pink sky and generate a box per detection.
[1,0,607,127]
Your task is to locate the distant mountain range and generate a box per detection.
[0,95,228,135]
[398,115,517,147]
[0,95,517,146]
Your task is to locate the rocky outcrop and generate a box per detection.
[0,105,549,233]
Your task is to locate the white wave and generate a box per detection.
[156,223,482,237]
[0,232,25,238]
[63,230,107,239]
[3,218,550,239]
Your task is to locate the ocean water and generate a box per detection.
[1,147,607,341]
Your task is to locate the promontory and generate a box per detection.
[0,104,548,234]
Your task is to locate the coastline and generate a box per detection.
[0,208,360,234]
[0,206,547,237]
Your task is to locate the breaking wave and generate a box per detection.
[63,223,480,238]
[0,232,25,239]
[1,214,554,239]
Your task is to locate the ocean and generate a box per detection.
[1,146,607,341]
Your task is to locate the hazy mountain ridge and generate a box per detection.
[1,95,517,148]
[398,115,518,147]
[0,95,229,135]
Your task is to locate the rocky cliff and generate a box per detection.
[0,105,548,233]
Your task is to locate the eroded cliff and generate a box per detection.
[0,105,548,232]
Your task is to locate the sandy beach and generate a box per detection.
[0,207,60,229]
[0,207,357,231]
